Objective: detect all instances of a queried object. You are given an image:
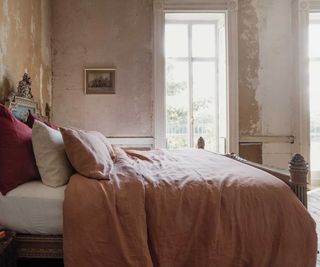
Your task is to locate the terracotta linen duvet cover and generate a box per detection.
[63,148,317,267]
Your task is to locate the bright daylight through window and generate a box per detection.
[309,12,320,180]
[165,13,227,152]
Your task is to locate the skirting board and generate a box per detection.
[240,135,295,144]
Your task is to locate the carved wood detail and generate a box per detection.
[227,0,238,11]
[153,0,164,10]
[16,234,63,259]
[197,137,205,149]
[299,0,309,11]
[288,154,308,207]
[7,73,33,103]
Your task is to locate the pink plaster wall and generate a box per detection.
[52,0,153,136]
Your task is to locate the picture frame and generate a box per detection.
[84,68,116,95]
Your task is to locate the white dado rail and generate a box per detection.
[107,137,154,149]
[239,135,295,144]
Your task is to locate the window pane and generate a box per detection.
[192,61,217,151]
[309,24,320,58]
[166,59,189,148]
[192,24,216,57]
[165,24,188,57]
[310,61,320,170]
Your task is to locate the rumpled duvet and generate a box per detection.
[63,149,317,267]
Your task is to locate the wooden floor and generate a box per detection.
[308,188,320,267]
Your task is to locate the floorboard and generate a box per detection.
[308,188,320,267]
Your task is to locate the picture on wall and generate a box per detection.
[84,68,116,94]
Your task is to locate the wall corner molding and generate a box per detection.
[292,0,310,168]
[309,0,320,10]
[227,0,238,12]
[299,0,309,10]
[153,0,166,148]
[153,0,164,11]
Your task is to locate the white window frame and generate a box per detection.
[293,0,320,186]
[153,0,239,153]
[165,17,221,150]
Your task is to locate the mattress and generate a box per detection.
[0,180,65,235]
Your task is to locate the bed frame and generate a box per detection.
[6,83,309,259]
[15,152,309,260]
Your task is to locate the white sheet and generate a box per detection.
[0,180,65,234]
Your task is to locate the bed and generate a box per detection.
[0,148,314,259]
[0,149,315,262]
[2,94,317,265]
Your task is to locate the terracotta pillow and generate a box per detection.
[0,104,40,195]
[88,131,115,159]
[25,110,58,130]
[60,127,113,179]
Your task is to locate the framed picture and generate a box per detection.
[84,68,116,94]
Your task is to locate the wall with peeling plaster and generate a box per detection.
[239,0,294,137]
[238,0,261,136]
[238,0,295,168]
[51,0,153,136]
[0,0,52,115]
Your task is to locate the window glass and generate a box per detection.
[166,59,189,148]
[164,13,226,152]
[309,24,320,58]
[310,61,320,170]
[192,62,217,151]
[165,24,188,58]
[192,24,216,57]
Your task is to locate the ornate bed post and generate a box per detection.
[288,154,308,208]
[197,137,205,149]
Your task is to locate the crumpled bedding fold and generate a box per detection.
[64,149,317,267]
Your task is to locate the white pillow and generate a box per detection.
[32,120,74,187]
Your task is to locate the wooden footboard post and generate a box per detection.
[288,154,308,208]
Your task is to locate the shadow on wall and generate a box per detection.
[0,77,13,104]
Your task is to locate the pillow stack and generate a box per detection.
[1,103,115,194]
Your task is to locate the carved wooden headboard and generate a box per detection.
[5,73,43,122]
[6,96,39,122]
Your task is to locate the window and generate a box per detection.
[165,13,227,152]
[309,12,320,180]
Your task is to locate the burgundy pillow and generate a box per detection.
[25,111,58,130]
[0,104,40,195]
